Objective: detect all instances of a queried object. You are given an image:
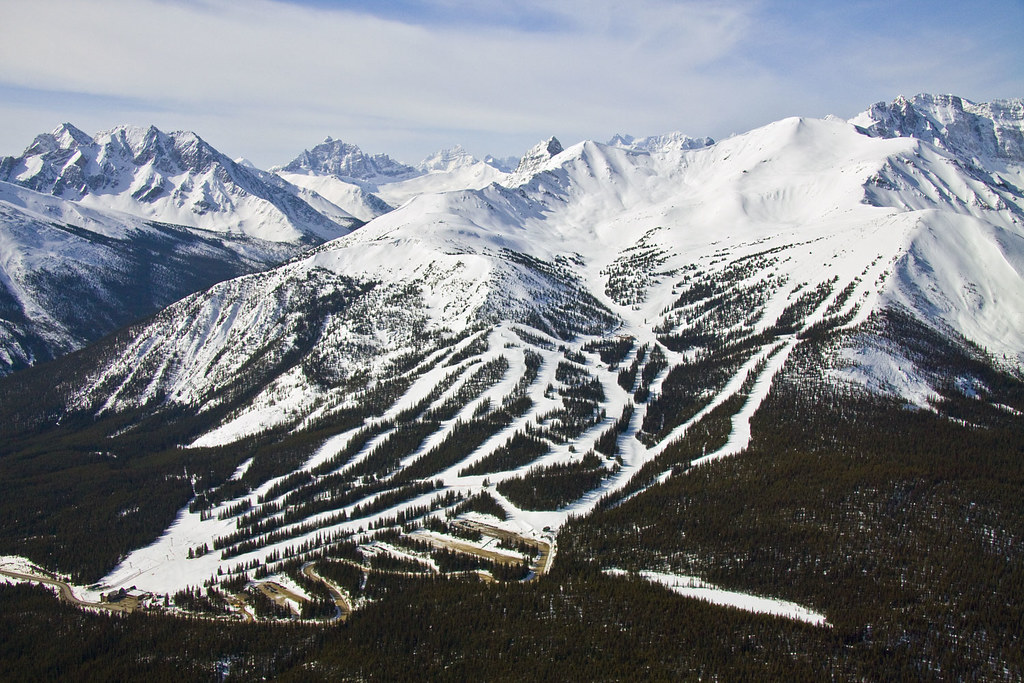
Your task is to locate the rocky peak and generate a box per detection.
[280,138,417,181]
[510,136,563,181]
[852,93,1024,163]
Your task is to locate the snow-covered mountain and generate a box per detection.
[508,136,565,183]
[84,104,1024,426]
[272,170,395,223]
[0,94,1009,596]
[0,124,369,374]
[372,153,510,208]
[852,93,1024,163]
[273,137,416,221]
[276,138,513,215]
[416,144,520,174]
[1,95,1021,607]
[0,180,300,375]
[278,136,418,182]
[484,153,520,173]
[607,131,715,153]
[0,124,360,244]
[417,145,478,173]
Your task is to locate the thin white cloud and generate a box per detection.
[0,0,766,162]
[0,0,1020,165]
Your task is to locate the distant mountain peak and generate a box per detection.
[484,154,519,173]
[607,131,714,153]
[280,138,417,181]
[18,123,91,159]
[607,133,635,147]
[509,136,564,182]
[52,122,92,146]
[539,136,564,156]
[417,145,478,173]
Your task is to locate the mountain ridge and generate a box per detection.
[0,123,360,244]
[851,93,1024,163]
[0,123,368,375]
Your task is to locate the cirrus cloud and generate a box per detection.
[0,0,1020,166]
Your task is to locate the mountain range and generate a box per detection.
[0,93,1022,679]
[0,123,370,374]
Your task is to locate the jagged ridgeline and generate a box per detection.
[0,94,1022,678]
[0,124,364,376]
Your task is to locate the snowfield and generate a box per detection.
[605,569,830,626]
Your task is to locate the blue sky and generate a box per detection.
[0,0,1021,167]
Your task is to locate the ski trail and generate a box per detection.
[690,337,797,467]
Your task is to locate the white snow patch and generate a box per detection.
[607,569,830,626]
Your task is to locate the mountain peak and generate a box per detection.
[280,138,417,181]
[0,122,356,242]
[851,93,1024,162]
[16,123,93,158]
[539,136,564,157]
[510,136,564,181]
[484,153,519,172]
[417,145,478,173]
[51,122,93,147]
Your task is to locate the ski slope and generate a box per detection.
[28,98,1018,598]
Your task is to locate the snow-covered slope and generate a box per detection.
[0,180,297,374]
[273,171,394,222]
[5,96,1022,597]
[271,136,415,221]
[372,156,509,208]
[0,124,370,373]
[845,94,1024,393]
[0,124,360,244]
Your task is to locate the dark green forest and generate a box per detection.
[0,308,1022,679]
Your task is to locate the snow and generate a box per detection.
[276,171,391,222]
[9,97,1014,597]
[606,569,830,626]
[690,339,796,468]
[2,124,355,245]
[373,160,509,208]
[0,554,47,576]
[885,210,1024,366]
[0,555,96,604]
[0,178,315,376]
[100,505,237,595]
[363,541,439,572]
[411,531,530,565]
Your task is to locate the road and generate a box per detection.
[0,567,131,612]
[302,562,353,621]
[2,521,557,626]
[409,530,528,566]
[452,519,554,579]
[256,580,307,612]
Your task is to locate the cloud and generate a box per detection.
[0,0,1020,165]
[0,0,752,111]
